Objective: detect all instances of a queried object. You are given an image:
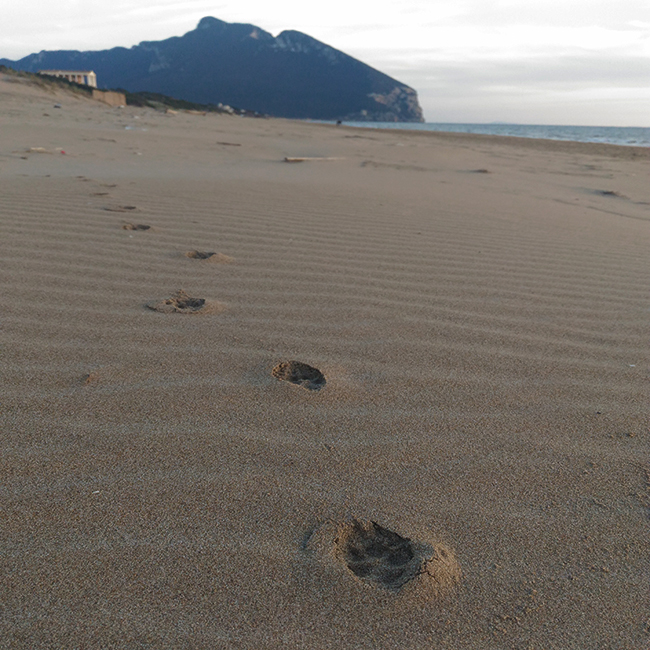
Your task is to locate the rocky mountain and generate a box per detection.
[0,17,424,122]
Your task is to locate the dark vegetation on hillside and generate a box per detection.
[0,65,265,116]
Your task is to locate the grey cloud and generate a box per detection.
[367,51,650,92]
[424,55,650,89]
[431,0,650,31]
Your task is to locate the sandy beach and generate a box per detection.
[1,73,649,649]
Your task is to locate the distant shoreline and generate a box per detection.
[310,120,650,148]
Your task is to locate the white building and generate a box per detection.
[38,70,98,88]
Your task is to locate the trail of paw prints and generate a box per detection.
[98,199,155,230]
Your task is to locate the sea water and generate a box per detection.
[332,122,650,148]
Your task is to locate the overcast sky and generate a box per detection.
[2,1,649,126]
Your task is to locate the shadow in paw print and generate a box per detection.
[598,189,628,198]
[147,290,205,314]
[105,205,138,212]
[184,251,234,263]
[336,520,422,591]
[186,250,216,259]
[272,360,326,391]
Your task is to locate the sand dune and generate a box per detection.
[1,71,649,648]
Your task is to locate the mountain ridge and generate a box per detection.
[0,17,424,122]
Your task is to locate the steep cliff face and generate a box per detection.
[0,17,424,122]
